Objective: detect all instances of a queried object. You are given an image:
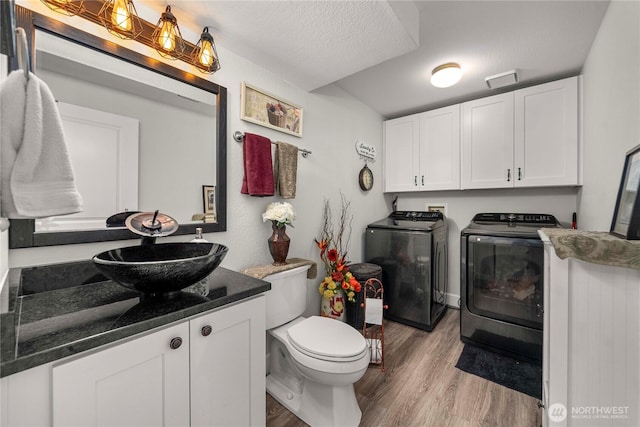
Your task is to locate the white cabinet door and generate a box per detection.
[190,296,266,427]
[461,92,515,189]
[418,105,461,190]
[52,322,190,427]
[1,364,52,426]
[383,115,420,192]
[514,76,579,187]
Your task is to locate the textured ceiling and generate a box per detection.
[140,0,420,92]
[137,1,611,119]
[335,0,611,118]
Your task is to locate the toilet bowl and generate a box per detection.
[263,266,370,427]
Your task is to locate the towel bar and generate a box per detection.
[233,131,311,158]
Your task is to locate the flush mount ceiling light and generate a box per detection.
[431,62,463,88]
[98,0,143,40]
[192,27,221,74]
[485,70,519,89]
[152,5,185,59]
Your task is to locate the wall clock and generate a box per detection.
[358,164,374,191]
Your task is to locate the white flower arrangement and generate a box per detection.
[262,202,296,228]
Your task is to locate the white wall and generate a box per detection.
[8,1,387,316]
[579,0,640,231]
[1,54,9,293]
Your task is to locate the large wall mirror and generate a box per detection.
[9,6,227,248]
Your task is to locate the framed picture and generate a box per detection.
[202,185,216,215]
[610,144,640,240]
[240,82,303,137]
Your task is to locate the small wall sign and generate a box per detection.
[355,140,376,162]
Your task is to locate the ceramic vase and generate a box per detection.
[268,222,290,266]
[320,288,346,321]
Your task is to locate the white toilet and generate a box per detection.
[264,265,370,427]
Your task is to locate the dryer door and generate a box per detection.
[466,235,544,329]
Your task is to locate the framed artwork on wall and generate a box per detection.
[240,82,303,137]
[610,144,640,240]
[203,185,216,216]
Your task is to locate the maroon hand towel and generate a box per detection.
[241,132,275,196]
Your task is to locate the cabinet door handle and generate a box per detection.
[201,325,213,337]
[518,167,522,181]
[169,337,183,350]
[414,176,417,186]
[536,304,544,318]
[507,168,511,182]
[421,175,424,186]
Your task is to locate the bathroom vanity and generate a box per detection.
[0,262,268,426]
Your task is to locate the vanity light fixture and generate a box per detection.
[430,62,463,88]
[39,0,219,74]
[98,0,142,40]
[40,0,84,16]
[152,5,185,59]
[192,27,220,74]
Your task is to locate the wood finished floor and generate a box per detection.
[266,309,542,427]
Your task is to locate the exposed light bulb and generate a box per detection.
[192,27,219,73]
[199,38,214,67]
[111,0,131,31]
[158,19,176,51]
[99,0,141,40]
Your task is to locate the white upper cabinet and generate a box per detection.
[383,76,581,193]
[514,77,579,187]
[384,105,460,192]
[383,114,420,192]
[418,105,461,190]
[461,76,579,189]
[461,93,515,189]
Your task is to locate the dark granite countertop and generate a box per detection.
[0,261,270,378]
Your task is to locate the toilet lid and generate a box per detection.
[287,316,366,360]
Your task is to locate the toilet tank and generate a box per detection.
[263,265,310,329]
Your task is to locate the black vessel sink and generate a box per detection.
[92,243,228,295]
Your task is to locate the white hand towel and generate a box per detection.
[1,70,83,218]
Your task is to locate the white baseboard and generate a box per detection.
[446,293,460,309]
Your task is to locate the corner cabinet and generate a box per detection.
[2,296,266,427]
[383,105,460,192]
[461,76,579,189]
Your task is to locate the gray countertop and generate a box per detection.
[0,261,270,378]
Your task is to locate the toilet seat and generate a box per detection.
[287,316,367,362]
